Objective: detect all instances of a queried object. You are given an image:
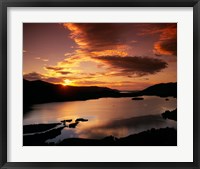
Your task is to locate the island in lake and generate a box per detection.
[23,23,177,146]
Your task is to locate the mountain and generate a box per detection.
[23,79,120,113]
[132,82,177,98]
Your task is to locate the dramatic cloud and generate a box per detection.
[65,80,153,90]
[154,28,177,56]
[23,23,177,90]
[96,56,168,76]
[45,66,64,71]
[23,71,155,90]
[74,80,109,86]
[57,71,71,75]
[23,72,65,84]
[139,23,177,56]
[63,23,137,56]
[23,72,44,81]
[43,77,65,83]
[63,23,176,60]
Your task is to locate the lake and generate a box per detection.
[23,96,177,144]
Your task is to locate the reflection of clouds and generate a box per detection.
[104,115,166,128]
[79,127,129,139]
[77,114,177,139]
[24,97,177,141]
[24,96,177,125]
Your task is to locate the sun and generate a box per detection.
[62,79,73,86]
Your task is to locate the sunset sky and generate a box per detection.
[23,23,177,90]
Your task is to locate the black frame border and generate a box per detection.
[0,0,199,168]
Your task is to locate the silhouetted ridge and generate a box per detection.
[23,80,177,114]
[23,79,120,113]
[132,82,177,98]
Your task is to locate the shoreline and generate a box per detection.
[23,127,177,146]
[23,109,177,146]
[24,81,177,114]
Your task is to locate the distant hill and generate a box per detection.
[23,80,177,113]
[23,79,120,113]
[132,82,177,98]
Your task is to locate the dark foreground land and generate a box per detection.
[162,109,177,121]
[23,123,61,134]
[23,110,177,146]
[23,126,177,146]
[57,127,177,146]
[24,126,65,146]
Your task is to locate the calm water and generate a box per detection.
[24,96,177,143]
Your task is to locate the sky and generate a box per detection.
[23,23,177,90]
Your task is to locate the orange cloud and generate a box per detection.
[45,66,64,71]
[139,23,177,56]
[23,23,176,90]
[63,23,134,57]
[91,49,128,57]
[154,26,177,56]
[23,72,66,84]
[95,56,168,76]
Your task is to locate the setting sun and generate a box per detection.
[23,23,177,146]
[63,79,73,86]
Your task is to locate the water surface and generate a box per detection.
[23,96,177,143]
